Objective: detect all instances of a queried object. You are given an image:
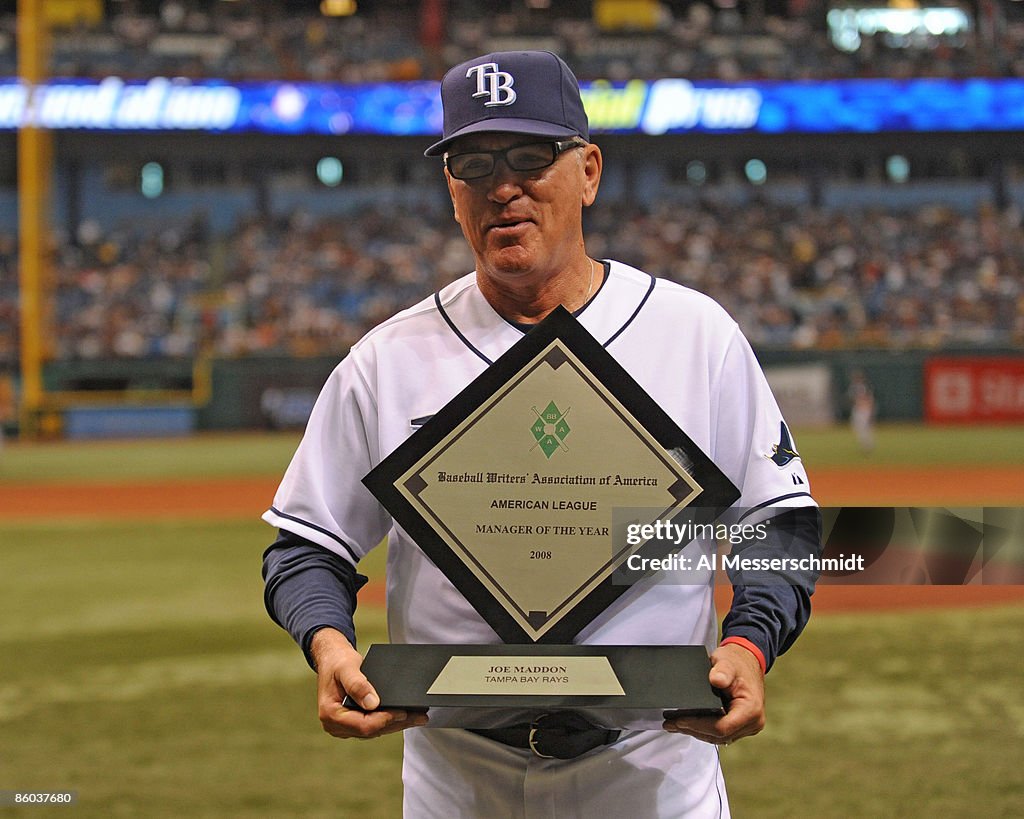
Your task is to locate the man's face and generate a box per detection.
[444,134,602,282]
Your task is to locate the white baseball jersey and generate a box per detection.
[264,260,814,819]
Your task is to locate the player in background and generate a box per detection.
[262,51,822,818]
[848,369,876,454]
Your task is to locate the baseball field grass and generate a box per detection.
[1,424,1022,818]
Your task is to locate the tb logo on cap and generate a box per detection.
[466,62,517,107]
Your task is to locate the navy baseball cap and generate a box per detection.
[424,50,590,157]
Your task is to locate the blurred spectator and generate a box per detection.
[1,198,1021,366]
[50,219,208,360]
[1,0,1021,81]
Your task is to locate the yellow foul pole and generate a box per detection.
[17,0,52,438]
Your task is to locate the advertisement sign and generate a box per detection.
[925,358,1024,423]
[2,76,1023,136]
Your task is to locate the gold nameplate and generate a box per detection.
[427,655,626,696]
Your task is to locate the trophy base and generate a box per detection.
[344,643,725,730]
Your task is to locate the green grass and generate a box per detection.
[1,428,1022,816]
[2,519,1022,817]
[721,605,1024,818]
[0,432,301,484]
[0,520,401,819]
[1,424,1022,486]
[795,423,1024,468]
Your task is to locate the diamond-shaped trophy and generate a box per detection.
[355,307,740,729]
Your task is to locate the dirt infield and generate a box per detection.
[711,583,1024,614]
[0,476,277,520]
[4,465,1023,520]
[2,469,1022,613]
[810,465,1024,505]
[352,579,1024,613]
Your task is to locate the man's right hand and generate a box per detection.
[310,628,429,739]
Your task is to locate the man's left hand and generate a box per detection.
[662,643,765,745]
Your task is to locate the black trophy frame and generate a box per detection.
[363,306,740,644]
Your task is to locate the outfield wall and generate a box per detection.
[35,348,1024,436]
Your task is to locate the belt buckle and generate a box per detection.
[528,714,556,759]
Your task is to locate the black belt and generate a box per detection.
[468,712,621,760]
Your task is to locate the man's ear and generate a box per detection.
[445,168,462,224]
[581,143,602,208]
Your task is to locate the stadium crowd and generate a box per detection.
[1,198,1021,368]
[1,0,1022,82]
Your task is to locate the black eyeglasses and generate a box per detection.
[444,139,586,181]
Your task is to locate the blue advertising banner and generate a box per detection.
[1,76,1022,135]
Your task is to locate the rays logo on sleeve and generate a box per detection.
[768,421,800,467]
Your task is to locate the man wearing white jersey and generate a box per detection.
[263,51,820,818]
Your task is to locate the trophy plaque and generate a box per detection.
[355,306,740,728]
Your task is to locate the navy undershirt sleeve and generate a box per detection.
[262,529,367,670]
[721,506,822,672]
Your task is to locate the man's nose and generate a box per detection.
[486,158,524,203]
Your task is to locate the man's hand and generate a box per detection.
[662,642,765,745]
[310,628,429,739]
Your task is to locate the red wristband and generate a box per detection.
[720,636,767,674]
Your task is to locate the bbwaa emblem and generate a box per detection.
[530,400,570,458]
